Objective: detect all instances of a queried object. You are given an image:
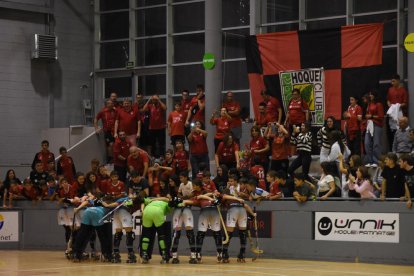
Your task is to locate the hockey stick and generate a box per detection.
[98,198,130,224]
[66,208,77,258]
[251,207,263,261]
[216,204,229,245]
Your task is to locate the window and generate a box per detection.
[105,77,132,98]
[223,60,249,91]
[173,34,204,63]
[100,12,129,40]
[222,0,250,28]
[262,0,299,23]
[380,48,397,80]
[262,23,299,33]
[138,75,166,95]
[354,0,396,13]
[174,65,204,93]
[100,0,128,11]
[173,2,204,33]
[136,38,166,66]
[306,18,346,30]
[354,13,397,46]
[223,28,249,59]
[100,42,129,69]
[136,0,165,7]
[306,0,345,19]
[136,7,166,37]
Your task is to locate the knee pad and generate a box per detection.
[173,230,181,245]
[126,231,135,247]
[186,230,195,246]
[196,231,206,247]
[114,231,123,247]
[239,230,247,246]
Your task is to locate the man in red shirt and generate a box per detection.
[142,95,167,158]
[114,99,141,147]
[127,146,149,177]
[57,147,76,184]
[261,90,282,124]
[113,131,132,182]
[185,84,206,126]
[387,74,409,150]
[95,99,118,162]
[254,102,271,133]
[168,101,186,146]
[344,96,363,155]
[133,92,151,151]
[181,89,192,121]
[210,107,232,152]
[222,91,243,142]
[285,88,309,127]
[110,92,122,110]
[31,140,55,172]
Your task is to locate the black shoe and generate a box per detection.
[141,252,149,264]
[111,252,121,263]
[237,252,245,263]
[222,251,229,263]
[196,252,202,264]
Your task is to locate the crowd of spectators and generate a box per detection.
[1,75,413,209]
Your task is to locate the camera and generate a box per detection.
[190,122,195,128]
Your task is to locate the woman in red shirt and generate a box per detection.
[266,123,289,174]
[187,121,209,178]
[215,133,240,170]
[364,90,384,167]
[343,96,362,155]
[210,107,232,152]
[249,125,270,172]
[285,88,309,130]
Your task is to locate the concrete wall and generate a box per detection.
[2,200,413,265]
[0,0,93,168]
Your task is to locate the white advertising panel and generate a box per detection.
[315,212,399,243]
[0,212,19,242]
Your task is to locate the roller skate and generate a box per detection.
[171,252,179,264]
[141,252,149,264]
[65,249,72,260]
[160,253,169,264]
[101,253,113,262]
[90,251,100,261]
[189,252,197,264]
[237,252,246,263]
[111,252,121,263]
[196,252,202,264]
[221,251,229,263]
[216,251,223,263]
[126,252,137,263]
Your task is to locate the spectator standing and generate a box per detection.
[94,99,117,162]
[266,123,289,174]
[364,90,385,167]
[215,133,240,170]
[284,88,309,130]
[31,140,55,172]
[254,102,271,134]
[343,96,363,155]
[387,74,408,149]
[112,131,132,182]
[392,117,412,155]
[317,116,337,163]
[210,107,232,152]
[142,95,167,158]
[57,147,76,184]
[168,101,186,147]
[261,90,282,124]
[187,121,209,178]
[185,85,206,127]
[114,98,141,146]
[249,125,270,172]
[222,91,243,142]
[288,122,312,179]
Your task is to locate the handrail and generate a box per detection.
[54,130,99,161]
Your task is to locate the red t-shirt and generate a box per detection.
[346,104,362,132]
[216,142,239,164]
[288,99,308,125]
[181,99,192,120]
[127,152,149,176]
[57,156,76,184]
[366,102,384,127]
[189,132,208,155]
[271,135,289,160]
[97,178,109,194]
[58,185,76,199]
[106,180,126,196]
[269,181,281,196]
[23,187,38,200]
[112,139,132,167]
[189,96,205,123]
[250,165,266,190]
[96,107,117,133]
[250,136,268,163]
[149,103,166,130]
[213,117,232,140]
[168,110,185,136]
[116,108,140,135]
[148,171,160,196]
[203,180,217,193]
[266,97,281,122]
[174,150,189,171]
[34,151,55,172]
[222,101,242,128]
[387,86,408,105]
[255,113,271,129]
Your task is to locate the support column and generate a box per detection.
[408,1,414,123]
[205,0,222,162]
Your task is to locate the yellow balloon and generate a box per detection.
[404,33,414,52]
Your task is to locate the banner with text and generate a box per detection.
[280,68,325,126]
[315,212,399,243]
[0,212,19,242]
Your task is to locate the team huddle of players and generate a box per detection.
[58,170,265,264]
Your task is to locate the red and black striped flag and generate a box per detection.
[246,23,383,120]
